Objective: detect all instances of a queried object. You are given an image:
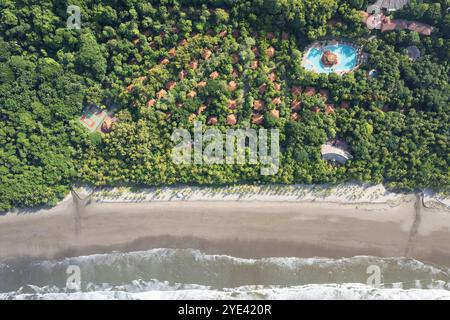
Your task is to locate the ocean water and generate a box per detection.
[1,249,450,300]
[303,44,358,74]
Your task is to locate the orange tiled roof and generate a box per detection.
[207,116,218,125]
[252,114,264,125]
[290,112,300,121]
[227,114,237,125]
[291,100,301,111]
[186,90,197,98]
[197,81,207,88]
[157,89,167,99]
[270,109,280,119]
[168,48,176,57]
[304,87,316,97]
[210,71,219,80]
[228,81,237,91]
[166,81,176,90]
[292,86,303,96]
[202,48,212,60]
[253,100,265,111]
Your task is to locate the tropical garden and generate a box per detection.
[0,0,448,210]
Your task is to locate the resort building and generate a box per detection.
[321,141,353,164]
[364,10,434,35]
[374,0,410,12]
[380,17,434,35]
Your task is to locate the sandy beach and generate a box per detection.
[1,185,450,267]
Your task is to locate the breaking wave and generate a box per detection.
[1,249,450,300]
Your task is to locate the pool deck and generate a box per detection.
[301,40,364,75]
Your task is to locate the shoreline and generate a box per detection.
[1,185,450,268]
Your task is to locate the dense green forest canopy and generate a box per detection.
[0,0,449,210]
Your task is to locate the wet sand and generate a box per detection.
[1,195,450,267]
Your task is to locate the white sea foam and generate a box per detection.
[3,283,450,300]
[1,249,449,300]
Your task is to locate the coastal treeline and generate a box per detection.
[0,0,448,210]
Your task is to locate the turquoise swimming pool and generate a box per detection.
[303,44,359,74]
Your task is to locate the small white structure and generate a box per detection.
[321,143,353,164]
[406,45,421,61]
[369,69,378,78]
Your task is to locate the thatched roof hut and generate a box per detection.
[321,50,338,66]
[325,104,335,114]
[190,60,198,70]
[259,84,267,94]
[228,81,237,91]
[266,47,275,58]
[101,118,115,133]
[253,100,265,111]
[202,48,212,60]
[291,100,301,111]
[319,89,330,101]
[252,114,264,125]
[227,114,237,125]
[270,109,280,119]
[197,105,207,114]
[272,97,282,105]
[197,81,207,88]
[188,113,196,123]
[207,116,218,125]
[292,86,303,96]
[166,81,176,90]
[228,100,237,110]
[304,87,316,97]
[186,90,197,98]
[168,48,176,57]
[157,89,167,99]
[290,112,300,121]
[210,71,219,80]
[268,72,276,82]
[178,70,187,81]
